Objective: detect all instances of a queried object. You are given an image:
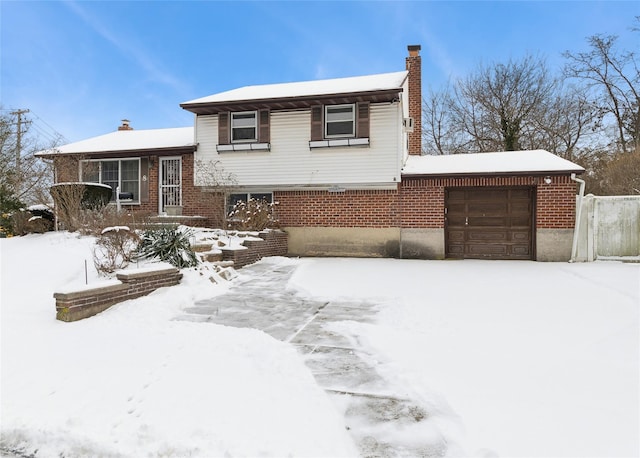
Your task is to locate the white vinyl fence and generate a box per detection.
[573,195,640,262]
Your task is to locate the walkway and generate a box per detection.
[177,260,448,457]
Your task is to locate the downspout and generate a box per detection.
[569,173,585,262]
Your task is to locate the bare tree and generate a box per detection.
[529,85,599,160]
[452,54,558,152]
[422,55,598,158]
[194,159,238,227]
[0,108,60,207]
[422,85,465,155]
[563,28,640,153]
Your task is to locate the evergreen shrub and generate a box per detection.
[136,226,198,269]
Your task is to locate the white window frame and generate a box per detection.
[81,158,141,204]
[231,111,258,143]
[325,104,355,139]
[227,192,273,217]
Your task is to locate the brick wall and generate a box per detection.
[52,152,224,227]
[275,190,400,228]
[54,266,182,322]
[121,153,222,225]
[221,230,288,268]
[401,175,577,229]
[535,176,577,228]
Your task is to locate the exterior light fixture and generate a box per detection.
[544,176,552,185]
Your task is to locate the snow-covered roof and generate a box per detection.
[182,71,408,105]
[37,127,194,156]
[402,150,585,176]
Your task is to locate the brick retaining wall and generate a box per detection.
[54,266,182,322]
[221,230,288,268]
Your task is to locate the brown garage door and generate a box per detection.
[445,187,534,260]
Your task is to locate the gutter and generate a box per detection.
[569,173,586,262]
[400,170,585,179]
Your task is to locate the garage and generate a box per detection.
[445,187,534,260]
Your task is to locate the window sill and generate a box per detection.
[217,143,270,152]
[108,201,140,206]
[309,138,369,149]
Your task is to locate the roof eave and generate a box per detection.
[401,169,585,178]
[36,144,196,158]
[180,88,403,115]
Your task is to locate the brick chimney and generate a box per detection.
[118,119,133,131]
[406,45,422,155]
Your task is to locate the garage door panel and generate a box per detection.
[512,245,531,255]
[511,231,531,242]
[468,216,508,227]
[468,202,509,214]
[510,189,531,199]
[511,202,532,213]
[467,189,508,201]
[448,230,465,241]
[445,187,534,260]
[448,203,466,213]
[467,243,508,255]
[447,244,465,255]
[447,190,466,201]
[511,216,532,227]
[447,216,466,227]
[468,230,508,241]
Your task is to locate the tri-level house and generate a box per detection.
[39,45,584,261]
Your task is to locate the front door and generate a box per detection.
[159,157,182,213]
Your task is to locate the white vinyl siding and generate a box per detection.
[194,103,401,188]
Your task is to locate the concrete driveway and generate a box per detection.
[178,260,448,458]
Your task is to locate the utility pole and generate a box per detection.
[10,109,30,175]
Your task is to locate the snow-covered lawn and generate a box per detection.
[1,232,638,457]
[0,232,356,457]
[289,258,640,458]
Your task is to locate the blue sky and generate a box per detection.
[1,1,638,143]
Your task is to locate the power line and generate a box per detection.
[30,110,68,143]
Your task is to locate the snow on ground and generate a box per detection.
[0,232,357,457]
[2,231,638,458]
[288,258,640,458]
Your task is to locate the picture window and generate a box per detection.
[81,159,140,203]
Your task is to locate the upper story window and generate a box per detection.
[217,109,270,152]
[310,102,370,148]
[325,104,355,138]
[231,111,257,143]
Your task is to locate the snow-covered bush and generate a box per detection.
[227,198,279,231]
[50,182,111,232]
[93,226,140,274]
[135,226,199,269]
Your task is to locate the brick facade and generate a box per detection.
[52,152,228,227]
[400,175,577,230]
[535,176,577,229]
[276,176,576,231]
[275,190,400,228]
[52,153,577,247]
